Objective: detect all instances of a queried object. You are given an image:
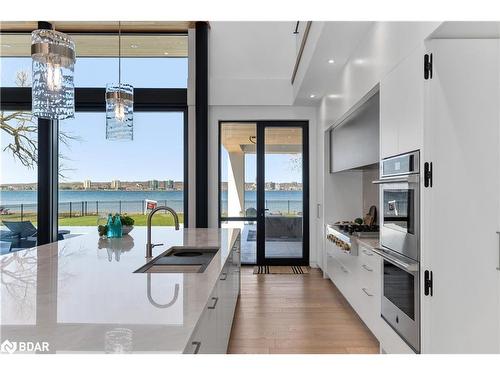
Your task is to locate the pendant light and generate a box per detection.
[31,25,76,120]
[106,21,134,141]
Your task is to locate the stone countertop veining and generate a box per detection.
[0,227,240,353]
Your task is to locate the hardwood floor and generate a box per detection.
[228,266,379,354]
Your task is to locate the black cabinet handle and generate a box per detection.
[191,341,201,354]
[208,297,219,309]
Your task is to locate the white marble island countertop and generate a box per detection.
[0,227,240,353]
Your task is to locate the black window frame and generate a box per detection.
[1,73,189,243]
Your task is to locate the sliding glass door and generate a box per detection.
[220,121,309,266]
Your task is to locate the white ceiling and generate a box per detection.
[293,21,373,105]
[430,21,500,38]
[209,21,297,79]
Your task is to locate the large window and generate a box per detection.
[0,32,188,251]
[57,112,186,229]
[0,110,38,254]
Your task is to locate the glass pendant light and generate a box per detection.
[31,27,76,120]
[106,21,134,141]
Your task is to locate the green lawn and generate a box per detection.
[2,213,184,227]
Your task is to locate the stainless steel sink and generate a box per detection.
[134,246,219,273]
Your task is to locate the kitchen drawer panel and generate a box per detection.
[354,285,381,330]
[358,246,381,268]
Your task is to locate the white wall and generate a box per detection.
[209,22,297,106]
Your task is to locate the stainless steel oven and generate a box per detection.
[373,151,421,353]
[373,246,420,353]
[373,150,420,261]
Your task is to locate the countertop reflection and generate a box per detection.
[0,227,239,353]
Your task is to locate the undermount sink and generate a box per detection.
[134,246,219,274]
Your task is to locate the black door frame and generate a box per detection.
[218,120,309,266]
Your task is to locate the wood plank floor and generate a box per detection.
[228,266,379,354]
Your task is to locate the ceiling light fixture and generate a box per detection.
[2,44,12,48]
[328,59,335,64]
[328,94,341,99]
[106,21,134,141]
[31,27,76,120]
[163,51,169,55]
[130,44,139,49]
[309,94,316,98]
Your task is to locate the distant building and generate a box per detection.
[149,180,159,190]
[111,180,121,190]
[83,180,92,189]
[165,180,174,190]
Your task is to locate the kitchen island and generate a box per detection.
[0,227,241,354]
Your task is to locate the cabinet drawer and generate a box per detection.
[327,254,353,297]
[354,284,380,329]
[359,246,380,266]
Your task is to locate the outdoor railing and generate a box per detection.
[220,199,303,217]
[0,199,184,222]
[0,199,304,222]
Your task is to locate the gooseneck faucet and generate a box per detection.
[146,206,180,258]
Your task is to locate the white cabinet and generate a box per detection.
[184,234,241,354]
[325,236,415,353]
[421,39,500,353]
[380,45,424,159]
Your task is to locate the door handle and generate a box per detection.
[496,231,500,271]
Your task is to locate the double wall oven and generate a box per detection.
[373,150,420,353]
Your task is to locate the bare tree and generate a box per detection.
[1,71,81,180]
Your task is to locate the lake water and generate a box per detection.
[0,190,303,214]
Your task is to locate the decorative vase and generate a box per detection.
[106,214,123,238]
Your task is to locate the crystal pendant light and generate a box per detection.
[31,28,76,120]
[106,21,134,141]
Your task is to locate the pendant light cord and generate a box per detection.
[118,21,121,100]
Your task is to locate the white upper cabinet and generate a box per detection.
[422,39,500,353]
[380,45,424,159]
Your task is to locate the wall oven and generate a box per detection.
[373,246,420,352]
[373,150,420,261]
[373,150,420,353]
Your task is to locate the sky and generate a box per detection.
[1,56,301,184]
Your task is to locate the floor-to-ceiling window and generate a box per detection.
[0,32,188,252]
[220,122,258,263]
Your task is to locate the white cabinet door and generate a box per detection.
[379,76,399,158]
[380,45,424,158]
[423,39,500,353]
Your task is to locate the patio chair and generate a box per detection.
[1,221,70,252]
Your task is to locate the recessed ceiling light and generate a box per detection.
[328,94,341,99]
[328,59,335,64]
[2,44,12,48]
[163,51,169,55]
[130,44,139,49]
[353,58,366,65]
[309,94,316,98]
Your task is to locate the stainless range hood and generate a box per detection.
[329,91,380,173]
